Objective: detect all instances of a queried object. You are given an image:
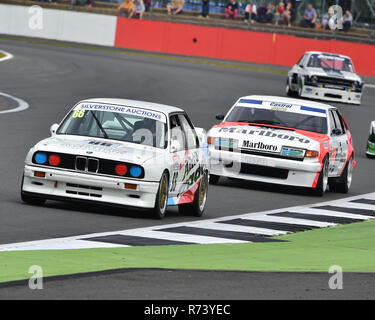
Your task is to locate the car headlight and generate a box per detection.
[352,81,360,90]
[281,147,305,159]
[129,165,143,178]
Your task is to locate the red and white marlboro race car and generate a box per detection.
[207,96,355,196]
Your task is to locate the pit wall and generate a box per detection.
[1,4,374,76]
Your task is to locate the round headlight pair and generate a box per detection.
[34,152,61,166]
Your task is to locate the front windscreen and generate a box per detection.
[307,54,354,73]
[226,106,327,134]
[57,104,167,149]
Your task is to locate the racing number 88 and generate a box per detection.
[72,110,85,118]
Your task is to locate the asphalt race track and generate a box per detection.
[0,37,375,299]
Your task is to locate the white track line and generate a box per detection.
[364,84,375,89]
[0,92,29,114]
[0,50,13,62]
[115,229,247,244]
[1,192,375,251]
[294,208,374,220]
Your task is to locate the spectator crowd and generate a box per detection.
[69,0,355,31]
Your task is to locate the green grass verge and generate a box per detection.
[1,219,375,283]
[0,52,6,59]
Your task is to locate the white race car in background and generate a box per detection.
[286,51,363,105]
[208,96,355,196]
[21,99,208,219]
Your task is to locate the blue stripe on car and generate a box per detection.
[300,106,326,114]
[239,99,263,105]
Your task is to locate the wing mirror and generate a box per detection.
[216,113,225,121]
[50,123,59,136]
[331,128,342,136]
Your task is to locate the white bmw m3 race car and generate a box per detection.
[208,96,355,196]
[286,51,363,105]
[21,99,208,219]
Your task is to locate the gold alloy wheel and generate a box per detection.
[199,176,207,209]
[159,176,167,210]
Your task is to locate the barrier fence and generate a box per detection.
[0,3,374,76]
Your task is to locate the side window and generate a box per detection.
[335,111,347,133]
[297,54,306,66]
[169,115,185,152]
[329,110,337,133]
[332,110,344,134]
[178,114,199,150]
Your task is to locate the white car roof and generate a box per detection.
[79,98,184,115]
[304,51,351,60]
[238,95,335,111]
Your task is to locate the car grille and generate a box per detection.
[66,183,103,198]
[32,152,144,179]
[240,148,304,161]
[240,163,289,180]
[316,76,354,88]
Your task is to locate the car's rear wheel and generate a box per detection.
[209,174,220,185]
[179,172,208,217]
[313,157,329,197]
[329,157,353,194]
[20,175,46,206]
[152,171,169,219]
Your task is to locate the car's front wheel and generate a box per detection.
[179,172,208,217]
[152,171,169,219]
[286,78,296,97]
[20,175,46,206]
[313,157,329,197]
[329,157,353,194]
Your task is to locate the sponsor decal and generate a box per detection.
[270,102,293,110]
[218,127,310,144]
[242,140,278,152]
[76,103,166,122]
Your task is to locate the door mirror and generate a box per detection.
[216,113,225,121]
[331,128,342,136]
[170,138,181,153]
[50,123,59,136]
[299,64,304,68]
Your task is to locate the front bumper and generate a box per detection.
[209,149,322,188]
[22,165,159,209]
[300,85,362,105]
[366,141,375,157]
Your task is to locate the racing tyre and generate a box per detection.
[152,171,169,219]
[178,172,208,217]
[313,157,329,197]
[286,79,297,97]
[329,157,353,194]
[20,176,46,206]
[298,82,304,97]
[209,174,220,185]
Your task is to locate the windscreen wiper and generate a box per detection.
[90,111,109,139]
